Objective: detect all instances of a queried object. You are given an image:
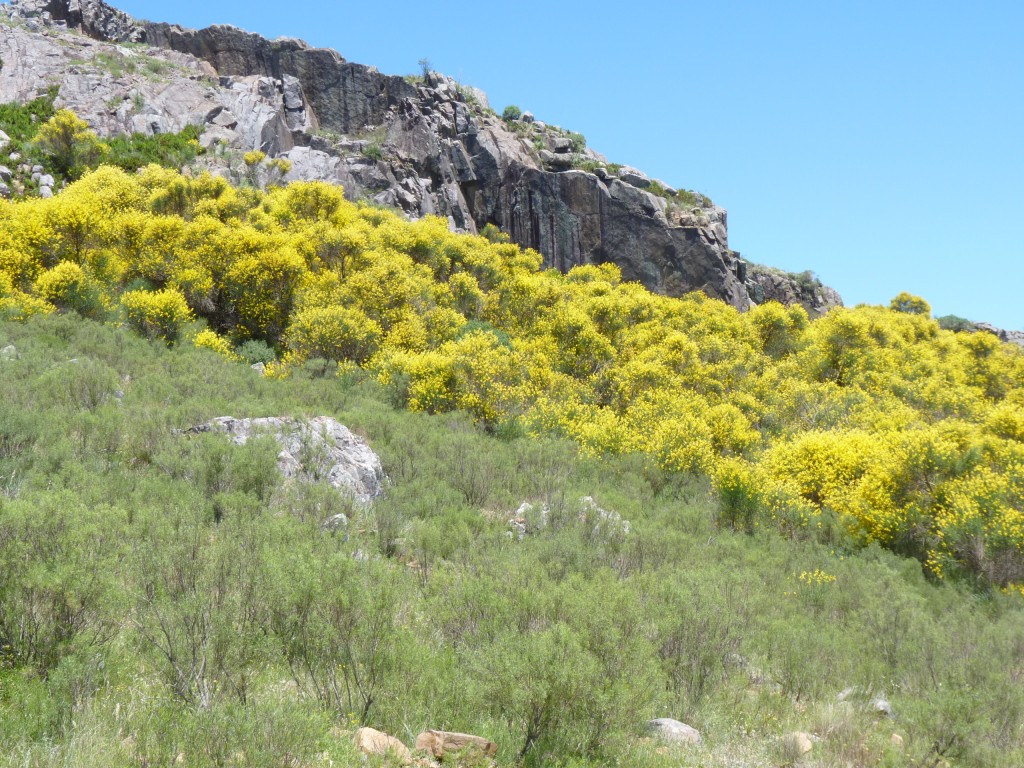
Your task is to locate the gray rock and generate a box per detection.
[746,264,843,318]
[0,182,9,198]
[31,172,41,183]
[38,174,54,187]
[647,718,701,745]
[31,164,43,174]
[617,165,651,188]
[250,362,266,374]
[0,166,13,183]
[551,137,572,153]
[8,153,21,163]
[0,345,18,360]
[539,149,573,169]
[521,111,534,123]
[39,185,53,198]
[190,416,388,505]
[0,130,9,150]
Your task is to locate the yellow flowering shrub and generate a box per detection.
[192,329,240,361]
[121,288,193,344]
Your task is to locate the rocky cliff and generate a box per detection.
[0,0,843,314]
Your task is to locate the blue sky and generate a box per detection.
[110,0,1022,328]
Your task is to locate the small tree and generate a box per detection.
[502,104,522,122]
[889,291,931,316]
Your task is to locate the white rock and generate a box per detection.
[647,718,701,745]
[191,416,388,504]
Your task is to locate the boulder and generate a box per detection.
[354,727,412,765]
[187,416,388,504]
[414,730,497,759]
[0,166,11,183]
[617,165,651,188]
[539,149,573,169]
[39,185,53,198]
[647,718,701,745]
[551,137,572,153]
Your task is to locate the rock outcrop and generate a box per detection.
[1,0,842,312]
[972,322,1024,349]
[746,264,844,318]
[186,416,387,505]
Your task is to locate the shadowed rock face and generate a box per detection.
[4,0,841,313]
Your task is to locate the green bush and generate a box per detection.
[501,104,522,122]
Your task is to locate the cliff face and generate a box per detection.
[1,0,841,314]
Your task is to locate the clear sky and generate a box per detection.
[107,0,1022,329]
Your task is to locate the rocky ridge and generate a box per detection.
[0,0,842,313]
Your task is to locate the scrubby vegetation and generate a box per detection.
[0,315,1022,767]
[1,165,1021,590]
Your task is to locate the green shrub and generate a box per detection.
[937,314,974,332]
[235,338,276,365]
[501,104,522,122]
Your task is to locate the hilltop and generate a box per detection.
[0,0,844,316]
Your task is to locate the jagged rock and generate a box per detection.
[647,718,701,745]
[354,727,412,765]
[414,730,497,759]
[187,416,387,504]
[11,0,145,41]
[781,732,814,756]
